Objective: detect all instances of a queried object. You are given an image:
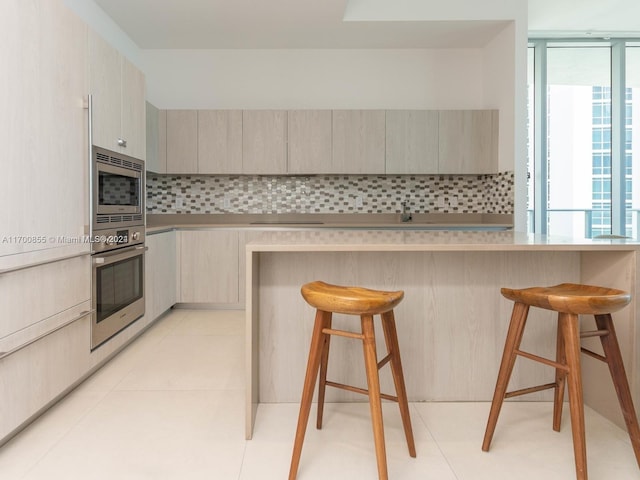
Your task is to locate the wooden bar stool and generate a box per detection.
[482,283,640,480]
[289,281,416,480]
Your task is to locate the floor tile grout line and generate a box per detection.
[412,402,462,480]
[10,319,184,479]
[16,309,247,479]
[16,388,112,480]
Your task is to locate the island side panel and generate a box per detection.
[257,250,580,403]
[246,249,260,439]
[580,250,638,430]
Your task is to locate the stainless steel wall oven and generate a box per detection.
[90,146,146,350]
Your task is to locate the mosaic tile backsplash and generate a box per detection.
[146,172,514,215]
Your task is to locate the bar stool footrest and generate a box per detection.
[505,382,558,399]
[581,347,607,362]
[325,380,399,402]
[515,349,570,372]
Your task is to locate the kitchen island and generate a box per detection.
[245,229,640,439]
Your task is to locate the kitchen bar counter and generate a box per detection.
[245,230,640,439]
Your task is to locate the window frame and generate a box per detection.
[529,38,639,237]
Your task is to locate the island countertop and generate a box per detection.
[245,229,640,252]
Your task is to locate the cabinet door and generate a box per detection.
[198,110,243,174]
[438,110,498,174]
[166,110,198,173]
[332,110,385,173]
[146,231,176,320]
[146,102,160,172]
[121,56,146,160]
[1,0,87,257]
[242,110,287,174]
[88,29,122,153]
[385,110,439,174]
[178,231,239,303]
[287,110,332,174]
[158,109,167,172]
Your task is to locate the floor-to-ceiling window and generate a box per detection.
[627,44,640,237]
[528,39,639,239]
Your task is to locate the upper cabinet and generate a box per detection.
[332,110,385,174]
[287,110,332,174]
[2,0,88,257]
[166,110,198,174]
[242,110,287,174]
[146,102,161,172]
[438,110,498,174]
[157,108,499,175]
[198,110,243,174]
[89,30,146,160]
[120,57,146,160]
[385,110,439,174]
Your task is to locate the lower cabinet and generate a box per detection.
[177,230,240,304]
[0,254,91,441]
[146,231,177,320]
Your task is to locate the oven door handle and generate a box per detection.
[93,245,147,265]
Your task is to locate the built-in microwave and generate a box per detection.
[92,146,144,231]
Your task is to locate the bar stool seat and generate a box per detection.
[500,283,631,315]
[482,282,640,480]
[289,281,416,480]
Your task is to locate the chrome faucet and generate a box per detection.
[400,201,412,222]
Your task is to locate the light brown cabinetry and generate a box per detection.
[332,110,385,174]
[145,231,176,320]
[159,110,167,172]
[177,230,239,303]
[385,110,439,174]
[146,102,165,173]
[120,58,146,160]
[0,254,91,441]
[287,110,332,174]
[242,110,287,174]
[159,108,498,175]
[438,110,498,174]
[198,110,243,174]
[1,0,159,445]
[89,30,146,159]
[166,110,198,173]
[1,0,87,257]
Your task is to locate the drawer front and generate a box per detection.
[0,255,90,339]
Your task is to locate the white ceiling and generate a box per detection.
[93,0,640,49]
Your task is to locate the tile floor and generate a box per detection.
[0,309,638,479]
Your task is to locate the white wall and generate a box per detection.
[482,18,528,231]
[344,0,525,21]
[142,49,485,110]
[63,0,143,68]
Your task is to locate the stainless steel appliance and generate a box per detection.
[92,146,144,231]
[90,146,146,349]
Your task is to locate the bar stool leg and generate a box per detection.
[361,314,388,480]
[482,302,530,451]
[381,310,416,457]
[553,318,567,432]
[559,313,587,480]
[594,314,640,467]
[316,317,332,429]
[289,310,332,480]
